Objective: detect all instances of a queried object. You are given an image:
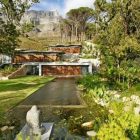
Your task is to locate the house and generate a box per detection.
[3,45,93,77]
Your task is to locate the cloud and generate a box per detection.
[63,0,94,15]
[30,0,94,17]
[30,0,63,12]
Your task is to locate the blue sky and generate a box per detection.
[30,0,93,16]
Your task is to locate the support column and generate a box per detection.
[39,64,42,76]
[88,63,92,74]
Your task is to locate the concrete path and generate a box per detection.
[20,78,81,106]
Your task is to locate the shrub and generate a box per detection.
[0,66,17,76]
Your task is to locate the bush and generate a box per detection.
[0,66,17,76]
[96,101,140,140]
[77,74,106,90]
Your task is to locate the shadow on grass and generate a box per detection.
[0,83,38,92]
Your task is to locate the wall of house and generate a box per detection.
[42,65,82,75]
[13,54,62,63]
[0,54,12,64]
[50,47,81,54]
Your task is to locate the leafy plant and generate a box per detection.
[0,66,17,76]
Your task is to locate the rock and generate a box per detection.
[1,126,8,131]
[19,10,61,37]
[134,106,140,115]
[8,126,15,130]
[26,105,46,135]
[81,121,94,128]
[87,130,97,137]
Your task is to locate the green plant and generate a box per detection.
[0,66,17,76]
[97,101,140,140]
[77,74,105,90]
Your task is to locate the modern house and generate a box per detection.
[1,45,93,77]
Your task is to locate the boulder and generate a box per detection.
[87,130,97,137]
[81,121,94,128]
[1,126,8,132]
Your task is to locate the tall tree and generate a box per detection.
[0,0,39,24]
[0,18,19,56]
[0,0,39,57]
[94,0,140,88]
[67,7,94,41]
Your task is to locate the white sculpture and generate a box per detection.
[26,105,45,136]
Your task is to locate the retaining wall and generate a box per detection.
[8,65,28,79]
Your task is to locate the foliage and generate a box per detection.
[0,19,19,56]
[78,75,140,139]
[81,41,100,58]
[97,102,140,140]
[77,74,104,90]
[60,7,94,42]
[16,132,41,140]
[0,65,17,76]
[85,23,96,40]
[94,0,140,89]
[0,0,40,56]
[21,22,34,34]
[0,0,39,24]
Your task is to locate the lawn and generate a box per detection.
[0,76,54,124]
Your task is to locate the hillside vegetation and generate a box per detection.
[18,36,81,50]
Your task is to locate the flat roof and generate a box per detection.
[15,50,65,54]
[49,45,82,48]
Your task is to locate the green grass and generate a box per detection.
[18,36,61,50]
[0,76,54,124]
[121,83,140,97]
[18,36,81,50]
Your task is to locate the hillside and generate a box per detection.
[18,36,81,50]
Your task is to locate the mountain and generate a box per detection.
[21,10,61,37]
[21,10,60,25]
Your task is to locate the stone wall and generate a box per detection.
[50,47,81,54]
[8,65,28,79]
[13,54,62,63]
[42,65,81,76]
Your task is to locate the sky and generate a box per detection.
[30,0,94,16]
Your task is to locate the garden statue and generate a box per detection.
[26,105,46,136]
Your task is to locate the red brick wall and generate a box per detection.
[42,65,82,75]
[51,47,81,54]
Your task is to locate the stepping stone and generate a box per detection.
[15,123,53,140]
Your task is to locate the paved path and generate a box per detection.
[20,78,81,106]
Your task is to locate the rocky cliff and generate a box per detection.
[21,10,61,37]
